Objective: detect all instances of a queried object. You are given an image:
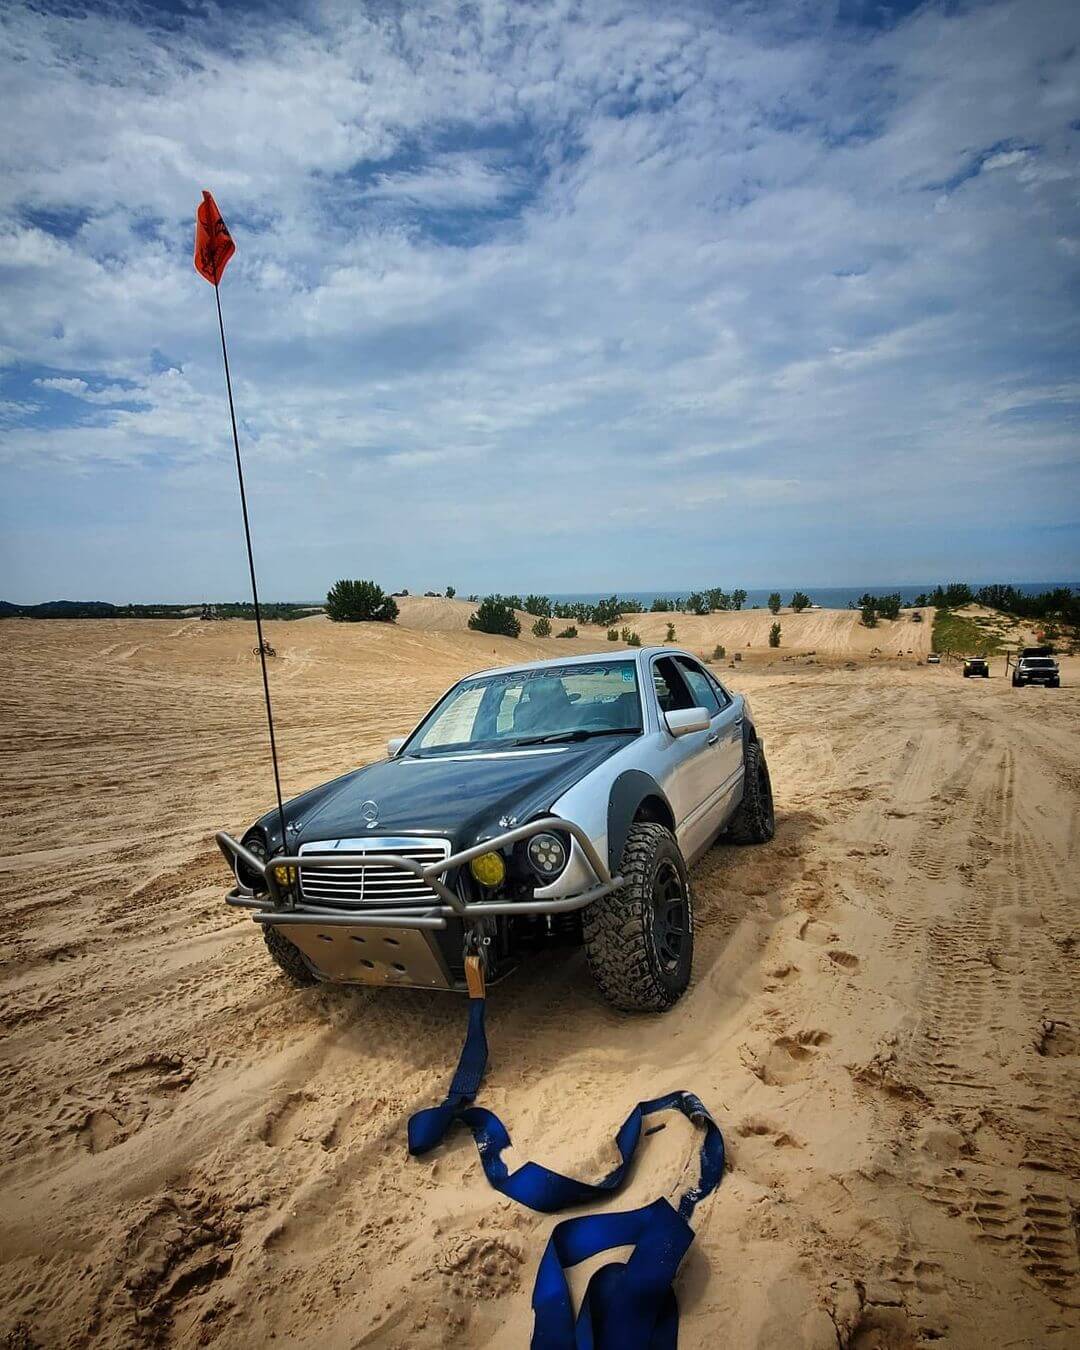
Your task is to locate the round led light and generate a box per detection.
[528,832,567,878]
[469,851,506,888]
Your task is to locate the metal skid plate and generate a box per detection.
[273,922,455,990]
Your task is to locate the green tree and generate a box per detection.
[532,617,552,637]
[706,587,730,611]
[469,596,521,638]
[860,602,878,628]
[591,595,624,628]
[686,591,711,616]
[325,579,399,623]
[769,622,781,648]
[768,592,782,614]
[877,593,901,621]
[650,597,671,612]
[731,589,747,610]
[445,585,456,599]
[790,591,811,612]
[525,594,553,618]
[665,622,677,642]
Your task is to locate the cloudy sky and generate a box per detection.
[1,0,1077,602]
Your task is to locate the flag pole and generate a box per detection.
[211,270,289,851]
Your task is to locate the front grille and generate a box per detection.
[298,839,451,909]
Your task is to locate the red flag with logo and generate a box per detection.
[194,190,235,284]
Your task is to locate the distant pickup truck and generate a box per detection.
[1011,647,1060,688]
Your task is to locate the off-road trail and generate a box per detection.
[0,619,1076,1348]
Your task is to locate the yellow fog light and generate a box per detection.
[273,864,297,886]
[469,851,506,888]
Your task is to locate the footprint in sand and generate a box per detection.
[748,1030,832,1086]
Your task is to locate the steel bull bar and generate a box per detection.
[216,816,624,933]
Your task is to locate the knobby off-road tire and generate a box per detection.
[583,822,693,1013]
[263,924,318,986]
[726,739,775,845]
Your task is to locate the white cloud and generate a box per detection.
[0,0,1078,600]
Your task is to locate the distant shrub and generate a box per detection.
[626,631,642,647]
[525,594,552,618]
[768,592,782,614]
[445,585,456,599]
[591,595,623,628]
[713,643,725,660]
[731,589,747,610]
[769,622,781,648]
[790,591,811,612]
[860,602,878,628]
[469,596,521,638]
[665,622,677,642]
[556,624,578,639]
[607,628,619,641]
[650,597,671,612]
[532,617,552,637]
[326,579,399,623]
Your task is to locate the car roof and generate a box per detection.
[465,646,682,680]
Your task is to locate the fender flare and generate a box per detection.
[606,770,676,872]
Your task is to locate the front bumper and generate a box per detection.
[217,816,623,989]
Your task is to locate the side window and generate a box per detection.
[674,658,722,716]
[706,672,732,708]
[653,657,696,713]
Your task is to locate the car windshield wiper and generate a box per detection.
[510,727,641,747]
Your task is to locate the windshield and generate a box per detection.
[406,661,642,756]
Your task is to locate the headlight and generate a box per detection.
[236,831,268,891]
[527,832,568,879]
[469,851,506,888]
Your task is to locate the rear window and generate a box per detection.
[1024,658,1055,668]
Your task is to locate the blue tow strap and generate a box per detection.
[408,992,725,1349]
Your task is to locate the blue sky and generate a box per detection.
[0,0,1077,602]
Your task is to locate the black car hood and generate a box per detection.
[256,738,633,853]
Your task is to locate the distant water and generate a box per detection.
[548,583,1077,610]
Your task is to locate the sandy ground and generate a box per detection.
[0,616,1077,1349]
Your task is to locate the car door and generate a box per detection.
[673,656,744,833]
[651,655,722,858]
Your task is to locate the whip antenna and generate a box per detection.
[194,190,288,849]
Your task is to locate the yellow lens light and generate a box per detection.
[273,864,297,886]
[469,851,506,888]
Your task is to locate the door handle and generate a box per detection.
[706,732,719,745]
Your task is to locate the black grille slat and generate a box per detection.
[298,841,450,908]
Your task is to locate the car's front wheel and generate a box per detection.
[583,822,693,1013]
[263,924,318,986]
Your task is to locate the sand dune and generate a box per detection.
[392,594,934,660]
[0,618,1077,1348]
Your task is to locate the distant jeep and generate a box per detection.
[1012,648,1060,688]
[218,649,774,1012]
[963,657,990,678]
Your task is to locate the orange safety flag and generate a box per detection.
[194,190,235,284]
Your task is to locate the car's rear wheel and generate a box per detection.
[726,740,775,844]
[583,822,693,1013]
[263,924,318,986]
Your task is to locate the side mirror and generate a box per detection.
[665,707,710,738]
[387,736,406,758]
